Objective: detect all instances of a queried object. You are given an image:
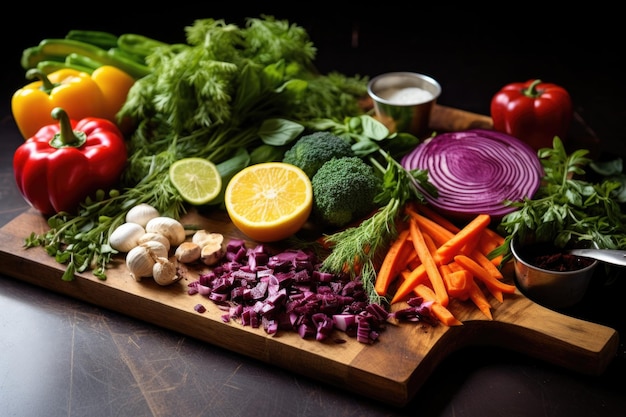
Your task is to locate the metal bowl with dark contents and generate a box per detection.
[510,238,599,308]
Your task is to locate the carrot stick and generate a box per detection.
[399,269,414,282]
[408,217,449,307]
[416,204,503,259]
[477,232,499,255]
[442,268,472,300]
[467,280,493,320]
[471,248,503,280]
[439,263,453,276]
[413,284,463,326]
[433,214,491,265]
[422,230,439,254]
[392,264,428,303]
[407,209,454,246]
[408,208,491,264]
[453,254,517,296]
[446,260,464,272]
[375,229,412,296]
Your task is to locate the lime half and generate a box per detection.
[169,158,222,205]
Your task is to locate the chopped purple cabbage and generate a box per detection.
[188,238,434,344]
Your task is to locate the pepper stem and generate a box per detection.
[49,107,87,149]
[26,68,59,95]
[522,79,543,98]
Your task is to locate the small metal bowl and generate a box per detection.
[367,72,441,137]
[510,238,599,308]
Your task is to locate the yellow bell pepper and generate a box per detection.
[11,65,135,139]
[90,65,136,123]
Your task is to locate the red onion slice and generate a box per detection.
[401,129,543,219]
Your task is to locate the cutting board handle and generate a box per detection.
[460,297,619,375]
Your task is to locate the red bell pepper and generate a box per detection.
[490,79,573,150]
[13,107,128,215]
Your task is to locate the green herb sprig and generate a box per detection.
[492,137,626,265]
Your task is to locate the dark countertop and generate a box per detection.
[1,6,625,417]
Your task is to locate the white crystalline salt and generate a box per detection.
[377,87,434,105]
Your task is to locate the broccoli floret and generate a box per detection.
[311,156,383,228]
[282,131,355,178]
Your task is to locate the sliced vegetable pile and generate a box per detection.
[373,203,514,325]
[187,238,439,344]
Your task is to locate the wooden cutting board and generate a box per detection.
[0,106,617,407]
[0,207,618,407]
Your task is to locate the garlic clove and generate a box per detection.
[125,203,160,228]
[126,245,156,281]
[110,222,146,253]
[145,217,186,247]
[153,257,180,286]
[137,232,171,253]
[192,230,224,248]
[200,241,225,266]
[175,241,201,263]
[139,240,169,259]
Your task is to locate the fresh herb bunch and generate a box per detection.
[23,16,370,281]
[305,115,436,304]
[492,137,626,265]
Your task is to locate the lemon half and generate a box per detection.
[224,162,313,242]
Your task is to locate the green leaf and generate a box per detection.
[278,78,308,94]
[62,263,76,281]
[359,115,390,141]
[609,176,626,202]
[351,139,380,156]
[259,118,304,146]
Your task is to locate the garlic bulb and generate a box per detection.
[145,217,186,247]
[137,232,171,252]
[125,203,160,228]
[110,222,146,253]
[152,257,180,286]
